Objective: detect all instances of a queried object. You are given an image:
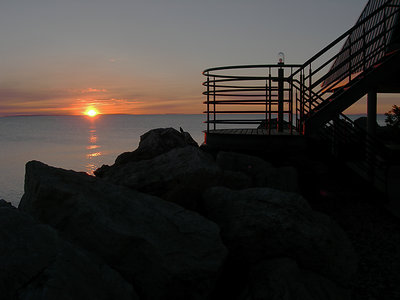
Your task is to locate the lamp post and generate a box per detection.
[277,52,285,132]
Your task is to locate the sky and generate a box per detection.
[1,0,396,116]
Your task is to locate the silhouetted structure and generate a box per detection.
[202,0,400,196]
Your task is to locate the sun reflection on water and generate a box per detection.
[89,129,97,144]
[85,121,102,175]
[87,152,101,158]
[86,145,100,150]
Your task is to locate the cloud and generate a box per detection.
[94,98,143,104]
[80,88,108,93]
[0,87,78,106]
[0,85,86,116]
[0,82,203,116]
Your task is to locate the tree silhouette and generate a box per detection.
[384,105,400,128]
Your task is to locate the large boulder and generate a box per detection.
[0,202,135,300]
[243,258,351,300]
[0,199,13,208]
[216,151,299,192]
[95,127,198,177]
[99,127,198,171]
[203,187,357,287]
[98,146,222,210]
[19,161,227,300]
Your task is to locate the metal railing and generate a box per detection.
[201,0,400,193]
[289,0,400,129]
[318,113,392,192]
[202,1,400,136]
[202,64,302,134]
[286,0,400,191]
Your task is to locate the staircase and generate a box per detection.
[290,0,400,194]
[292,0,400,133]
[303,48,400,133]
[201,0,400,195]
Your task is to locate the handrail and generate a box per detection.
[201,0,400,194]
[202,64,302,134]
[291,0,400,193]
[290,0,399,79]
[289,0,400,130]
[312,10,398,88]
[203,64,303,74]
[317,113,391,191]
[202,1,400,134]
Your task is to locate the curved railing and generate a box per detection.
[202,64,302,134]
[201,0,400,194]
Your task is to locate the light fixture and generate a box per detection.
[278,52,285,64]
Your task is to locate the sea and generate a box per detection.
[0,114,206,207]
[0,114,386,207]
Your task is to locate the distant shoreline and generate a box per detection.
[0,113,203,118]
[0,113,388,127]
[0,113,387,117]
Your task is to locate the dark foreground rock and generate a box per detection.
[216,151,299,192]
[244,258,351,299]
[95,127,198,176]
[97,146,221,208]
[203,187,358,289]
[95,129,300,212]
[19,161,227,300]
[95,128,220,210]
[5,127,368,299]
[0,200,136,300]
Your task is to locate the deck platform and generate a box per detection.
[203,128,309,154]
[206,128,297,136]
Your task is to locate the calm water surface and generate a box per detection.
[0,114,386,207]
[0,115,205,206]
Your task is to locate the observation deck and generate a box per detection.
[202,63,308,153]
[201,0,400,196]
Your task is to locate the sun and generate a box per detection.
[85,108,99,117]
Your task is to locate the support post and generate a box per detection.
[207,76,210,133]
[332,116,340,157]
[278,67,284,132]
[268,67,272,134]
[213,76,216,130]
[300,73,304,129]
[367,89,377,137]
[265,79,268,130]
[367,89,377,180]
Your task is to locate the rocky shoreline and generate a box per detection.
[1,127,398,299]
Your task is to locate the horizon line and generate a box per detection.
[0,112,386,118]
[0,113,204,118]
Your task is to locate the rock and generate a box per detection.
[354,116,368,130]
[114,127,198,167]
[264,166,299,193]
[354,116,380,131]
[99,146,222,210]
[377,124,400,143]
[243,258,351,300]
[0,199,14,208]
[93,164,110,177]
[95,127,198,177]
[202,187,357,287]
[20,161,227,300]
[216,151,299,192]
[216,152,273,185]
[218,170,253,190]
[0,205,135,300]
